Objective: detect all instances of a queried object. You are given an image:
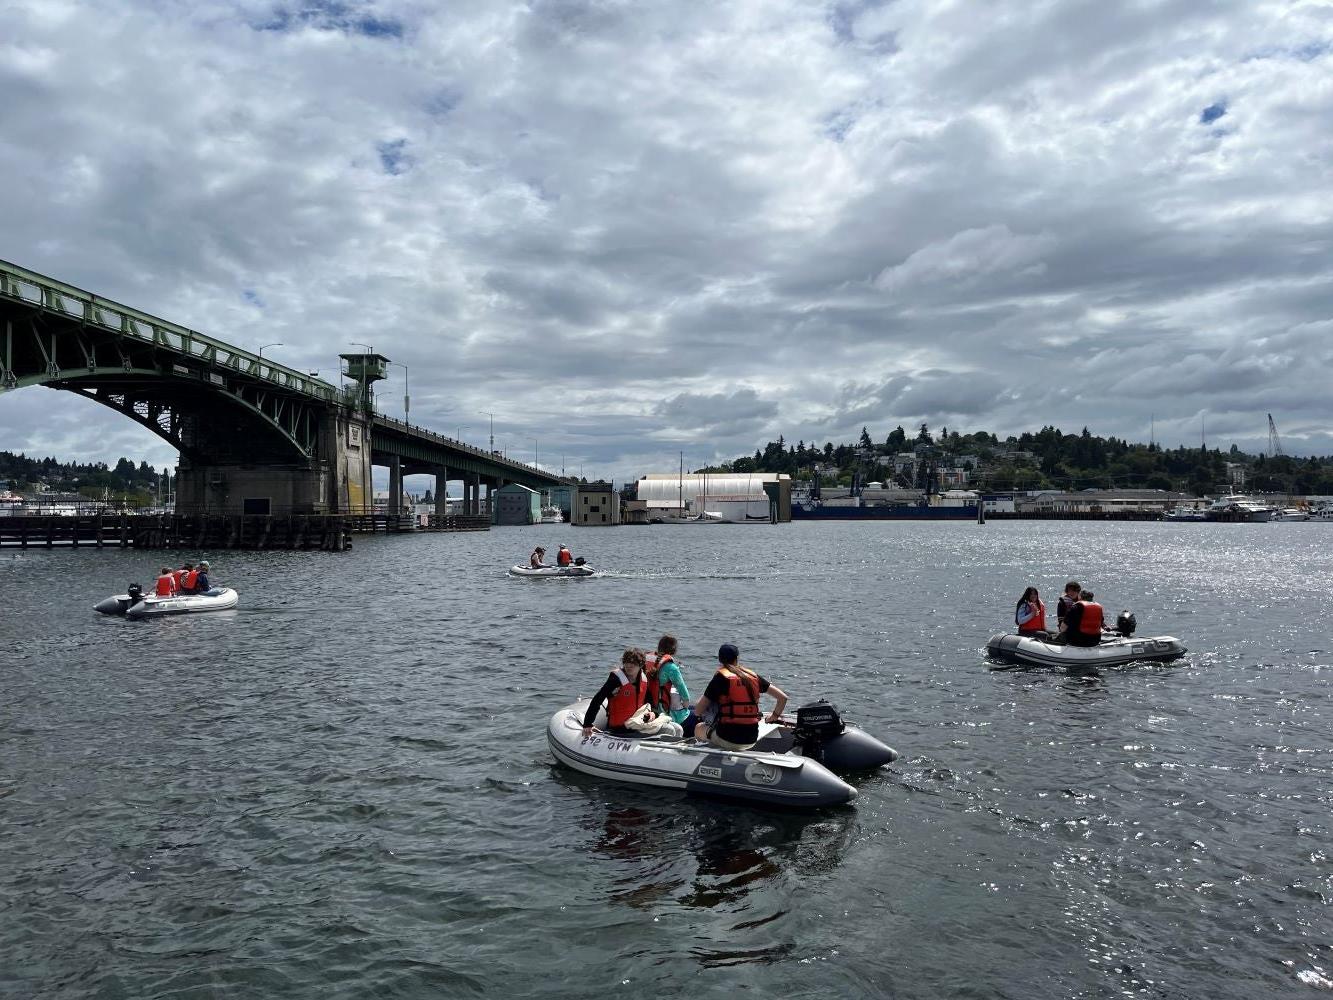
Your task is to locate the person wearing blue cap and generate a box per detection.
[691,643,787,750]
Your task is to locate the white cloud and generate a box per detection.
[1,0,1331,482]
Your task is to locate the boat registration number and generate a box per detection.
[581,736,634,752]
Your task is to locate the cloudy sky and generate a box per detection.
[1,0,1330,484]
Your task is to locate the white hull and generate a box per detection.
[95,587,239,618]
[509,564,595,578]
[547,701,857,808]
[987,632,1186,670]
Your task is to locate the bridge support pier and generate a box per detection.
[389,455,402,516]
[434,466,449,515]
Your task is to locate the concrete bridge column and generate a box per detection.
[434,466,449,515]
[389,455,402,516]
[469,474,482,515]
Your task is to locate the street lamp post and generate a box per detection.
[485,412,494,453]
[391,361,410,423]
[258,342,283,358]
[532,438,538,467]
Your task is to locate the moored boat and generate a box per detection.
[548,698,897,809]
[94,584,239,618]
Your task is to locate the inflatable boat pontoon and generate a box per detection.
[509,564,595,578]
[94,585,239,619]
[547,698,897,809]
[986,631,1186,670]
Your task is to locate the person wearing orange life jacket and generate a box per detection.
[1015,586,1048,637]
[556,544,573,567]
[693,644,787,751]
[173,563,193,591]
[1062,590,1105,647]
[582,648,656,737]
[154,566,178,598]
[644,634,697,735]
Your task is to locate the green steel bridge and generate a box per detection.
[0,258,569,515]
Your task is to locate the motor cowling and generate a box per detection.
[793,699,846,762]
[127,583,144,604]
[574,557,586,566]
[1116,611,1137,637]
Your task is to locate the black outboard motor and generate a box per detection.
[126,583,144,607]
[792,699,846,764]
[1116,611,1137,638]
[574,557,586,566]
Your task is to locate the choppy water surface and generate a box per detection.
[2,521,1331,998]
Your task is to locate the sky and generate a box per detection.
[1,0,1331,485]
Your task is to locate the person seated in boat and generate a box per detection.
[154,566,178,598]
[192,560,212,594]
[179,563,201,594]
[529,546,547,568]
[1014,586,1048,638]
[556,544,573,567]
[173,562,193,591]
[1055,581,1081,632]
[692,644,787,751]
[645,634,697,737]
[582,648,656,738]
[1062,590,1105,647]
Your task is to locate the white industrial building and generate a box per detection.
[635,473,792,523]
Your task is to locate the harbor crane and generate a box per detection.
[1267,414,1284,459]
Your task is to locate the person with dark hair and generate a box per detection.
[173,563,193,591]
[1015,586,1047,637]
[154,566,178,597]
[644,634,696,735]
[1056,581,1081,632]
[692,644,787,751]
[529,546,547,569]
[1063,590,1105,647]
[582,648,655,737]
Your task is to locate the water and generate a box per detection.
[2,521,1331,998]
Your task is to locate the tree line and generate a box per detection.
[0,451,167,505]
[703,425,1333,497]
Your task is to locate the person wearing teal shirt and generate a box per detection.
[645,634,697,735]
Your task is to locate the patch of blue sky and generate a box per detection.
[1199,102,1227,125]
[377,138,410,176]
[823,109,857,143]
[242,289,264,308]
[252,1,404,39]
[1242,40,1329,64]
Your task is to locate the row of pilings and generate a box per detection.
[0,514,357,550]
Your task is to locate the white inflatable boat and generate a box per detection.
[94,585,239,619]
[509,564,595,578]
[986,631,1186,670]
[547,698,897,809]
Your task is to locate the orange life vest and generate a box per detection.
[557,549,572,566]
[606,668,648,728]
[182,569,199,592]
[716,665,760,725]
[645,653,676,711]
[173,569,189,589]
[1017,598,1046,633]
[1076,601,1104,636]
[155,574,176,597]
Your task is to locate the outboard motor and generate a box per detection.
[792,699,846,763]
[1116,610,1137,638]
[126,583,144,607]
[574,557,586,566]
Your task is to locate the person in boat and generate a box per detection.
[173,562,193,591]
[1055,581,1081,632]
[692,644,787,751]
[1062,590,1105,647]
[529,546,547,568]
[556,544,574,567]
[1015,586,1048,638]
[179,563,201,594]
[645,634,697,737]
[582,648,656,738]
[154,566,178,598]
[192,560,212,594]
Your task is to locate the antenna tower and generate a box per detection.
[1267,413,1284,458]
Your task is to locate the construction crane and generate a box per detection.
[1268,414,1284,458]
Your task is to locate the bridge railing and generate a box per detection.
[371,413,565,480]
[0,258,339,401]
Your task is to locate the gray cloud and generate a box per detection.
[1,0,1330,483]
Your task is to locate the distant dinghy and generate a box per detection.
[95,584,239,618]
